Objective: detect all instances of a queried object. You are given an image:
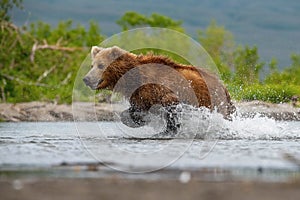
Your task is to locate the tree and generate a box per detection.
[288,53,300,84]
[198,20,235,81]
[0,18,105,103]
[265,54,300,85]
[116,11,147,31]
[233,46,264,85]
[116,11,184,32]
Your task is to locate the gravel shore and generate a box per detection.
[0,101,299,122]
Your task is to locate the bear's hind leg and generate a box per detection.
[154,105,180,137]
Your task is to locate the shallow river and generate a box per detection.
[0,112,300,181]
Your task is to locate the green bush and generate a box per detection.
[229,84,300,103]
[0,19,104,104]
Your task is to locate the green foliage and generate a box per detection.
[0,20,104,103]
[198,20,235,64]
[229,84,300,103]
[28,20,104,47]
[198,20,299,103]
[0,6,299,105]
[113,14,191,65]
[265,54,300,86]
[198,20,235,81]
[233,45,264,85]
[117,11,184,32]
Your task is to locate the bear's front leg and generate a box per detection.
[120,107,150,128]
[161,105,180,137]
[149,105,180,138]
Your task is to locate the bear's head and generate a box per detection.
[83,46,134,90]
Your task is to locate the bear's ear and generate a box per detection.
[91,46,103,59]
[109,46,127,60]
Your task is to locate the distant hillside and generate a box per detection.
[12,0,300,69]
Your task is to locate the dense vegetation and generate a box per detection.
[0,1,299,104]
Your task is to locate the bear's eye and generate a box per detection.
[98,64,104,69]
[90,65,93,68]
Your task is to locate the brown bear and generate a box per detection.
[83,46,235,135]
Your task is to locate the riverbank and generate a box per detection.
[0,101,116,122]
[0,101,299,122]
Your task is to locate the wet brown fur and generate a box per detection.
[96,51,235,117]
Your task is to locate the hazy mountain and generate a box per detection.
[12,0,300,70]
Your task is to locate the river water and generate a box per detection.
[0,111,300,181]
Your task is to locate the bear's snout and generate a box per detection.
[83,76,91,86]
[83,76,101,90]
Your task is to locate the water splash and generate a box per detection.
[223,113,299,140]
[155,104,300,141]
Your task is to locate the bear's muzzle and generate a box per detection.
[83,76,103,90]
